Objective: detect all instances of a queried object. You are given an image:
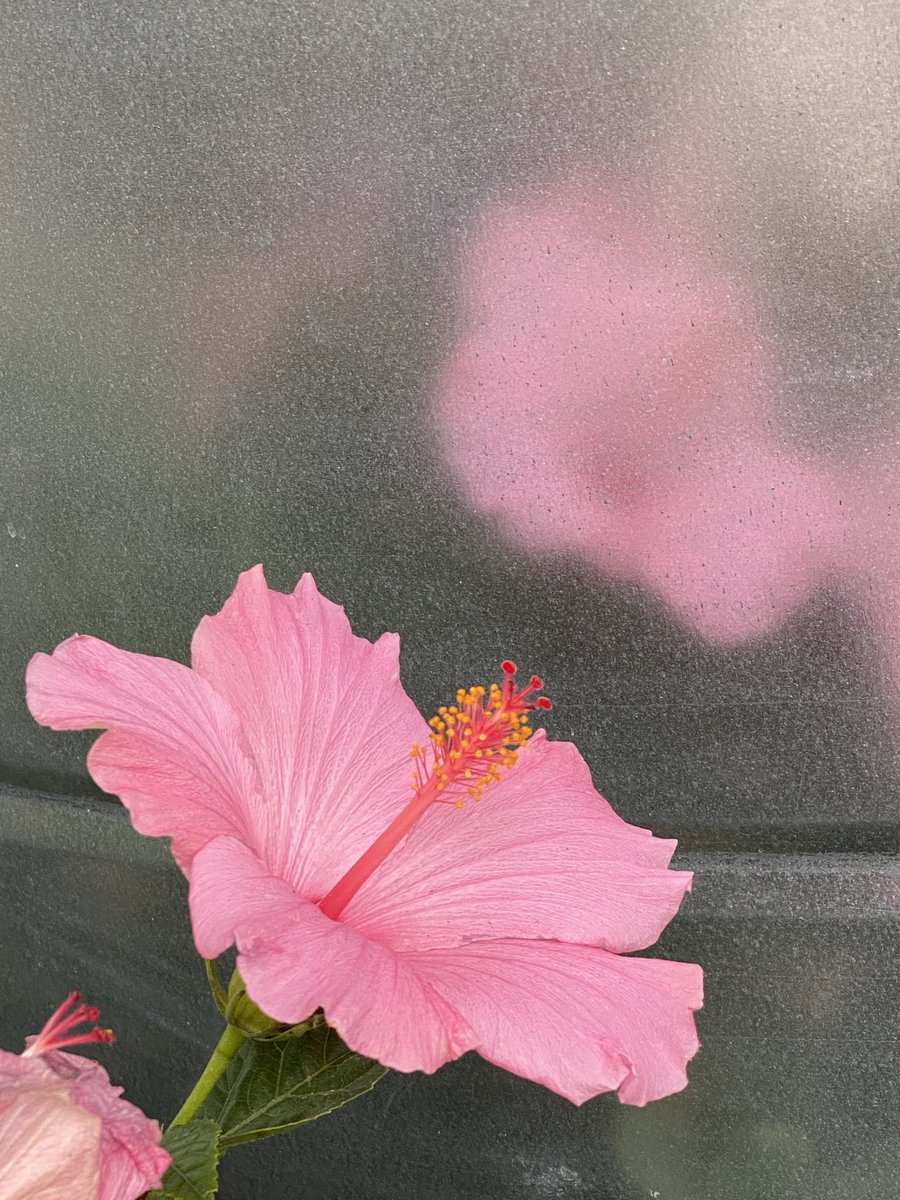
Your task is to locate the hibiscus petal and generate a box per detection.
[56,1059,171,1200]
[346,734,693,953]
[190,566,430,897]
[189,836,476,1073]
[409,939,703,1105]
[26,635,263,871]
[0,1086,101,1200]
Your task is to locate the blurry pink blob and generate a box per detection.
[434,185,842,644]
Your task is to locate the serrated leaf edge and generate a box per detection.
[156,1118,221,1200]
[208,1027,387,1147]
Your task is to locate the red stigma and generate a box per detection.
[24,992,117,1058]
[502,665,552,712]
[501,660,517,674]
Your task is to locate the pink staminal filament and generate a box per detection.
[23,992,115,1057]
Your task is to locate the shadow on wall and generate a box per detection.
[432,179,900,715]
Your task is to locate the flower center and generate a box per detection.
[23,992,115,1057]
[318,661,551,920]
[415,660,552,806]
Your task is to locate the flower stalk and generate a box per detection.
[168,1022,246,1128]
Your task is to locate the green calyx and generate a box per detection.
[224,969,284,1038]
[206,958,324,1041]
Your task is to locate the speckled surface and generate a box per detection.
[1,791,897,1199]
[1,2,899,1195]
[1,0,899,844]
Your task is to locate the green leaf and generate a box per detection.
[197,1023,387,1146]
[147,1119,221,1200]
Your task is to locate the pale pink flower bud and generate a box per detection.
[0,994,169,1200]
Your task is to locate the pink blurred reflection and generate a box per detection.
[433,183,848,645]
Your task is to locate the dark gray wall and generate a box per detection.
[1,2,898,1197]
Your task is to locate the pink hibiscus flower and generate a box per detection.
[0,994,169,1200]
[26,567,702,1105]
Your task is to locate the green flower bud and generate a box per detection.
[224,970,283,1038]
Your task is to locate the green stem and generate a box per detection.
[168,1023,246,1128]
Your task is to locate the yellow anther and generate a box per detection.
[455,799,465,809]
[416,667,550,810]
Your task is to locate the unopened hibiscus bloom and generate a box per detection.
[0,993,169,1200]
[27,567,702,1105]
